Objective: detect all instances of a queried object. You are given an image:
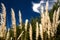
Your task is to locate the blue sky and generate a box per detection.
[0,0,56,28]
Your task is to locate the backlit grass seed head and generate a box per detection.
[25,19,28,31]
[19,10,22,29]
[1,3,6,38]
[11,8,16,37]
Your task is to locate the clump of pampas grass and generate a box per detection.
[40,1,60,40]
[51,7,60,37]
[0,2,60,40]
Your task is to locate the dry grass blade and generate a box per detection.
[17,31,24,40]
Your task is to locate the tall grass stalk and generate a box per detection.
[25,19,28,40]
[29,24,32,40]
[6,28,10,40]
[11,8,16,38]
[19,10,22,29]
[45,1,51,39]
[39,24,43,40]
[1,3,6,38]
[51,10,56,37]
[36,22,39,40]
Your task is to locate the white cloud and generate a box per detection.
[32,0,56,13]
[32,0,45,13]
[32,2,40,13]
